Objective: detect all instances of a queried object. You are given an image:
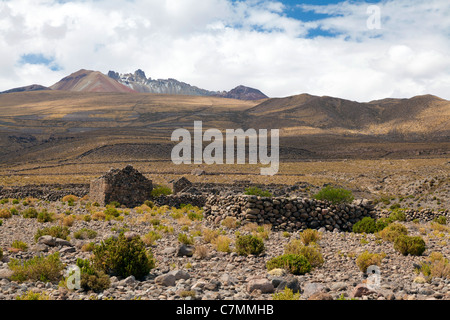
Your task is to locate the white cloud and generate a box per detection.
[0,0,450,102]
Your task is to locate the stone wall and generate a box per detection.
[377,208,450,223]
[203,195,377,232]
[0,184,89,201]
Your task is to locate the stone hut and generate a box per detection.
[89,165,153,207]
[172,177,193,194]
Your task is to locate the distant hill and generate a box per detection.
[108,69,268,100]
[1,84,50,94]
[214,85,268,101]
[50,69,136,93]
[246,93,450,138]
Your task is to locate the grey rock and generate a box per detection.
[168,270,190,280]
[155,274,176,287]
[0,269,13,280]
[38,235,56,246]
[177,244,194,257]
[247,278,275,294]
[276,276,300,293]
[302,283,326,298]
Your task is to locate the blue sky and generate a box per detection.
[1,0,450,101]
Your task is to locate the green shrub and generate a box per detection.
[37,209,54,223]
[284,241,324,268]
[299,229,322,245]
[73,228,98,240]
[16,291,50,300]
[22,208,38,219]
[266,254,312,275]
[416,252,450,280]
[388,210,406,223]
[144,200,154,208]
[235,235,265,256]
[9,207,19,216]
[244,187,273,197]
[34,226,70,242]
[0,198,9,204]
[375,218,391,232]
[272,287,300,300]
[313,186,354,204]
[356,251,386,273]
[378,223,408,242]
[178,233,194,245]
[108,201,121,208]
[11,240,28,251]
[0,208,12,219]
[352,217,376,234]
[92,234,155,279]
[221,217,239,229]
[433,216,447,225]
[187,211,203,221]
[151,185,172,198]
[142,231,162,246]
[0,247,3,260]
[394,235,426,256]
[105,207,120,217]
[75,258,110,292]
[9,253,65,283]
[12,199,20,205]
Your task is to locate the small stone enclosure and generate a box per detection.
[89,165,153,207]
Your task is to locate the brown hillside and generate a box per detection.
[50,69,136,93]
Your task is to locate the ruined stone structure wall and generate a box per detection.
[203,195,378,232]
[89,165,153,208]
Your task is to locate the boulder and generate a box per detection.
[247,278,275,294]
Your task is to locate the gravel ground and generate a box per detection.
[0,199,449,301]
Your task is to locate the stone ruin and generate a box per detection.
[89,165,153,207]
[171,177,193,194]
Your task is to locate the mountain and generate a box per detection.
[108,69,214,96]
[1,84,50,94]
[215,85,268,101]
[51,69,136,93]
[246,93,450,138]
[108,69,268,100]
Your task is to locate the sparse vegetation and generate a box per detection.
[73,228,98,240]
[266,254,312,275]
[34,226,70,242]
[16,291,50,300]
[74,258,110,292]
[355,251,386,273]
[352,217,376,234]
[151,185,172,198]
[378,223,408,243]
[11,240,28,251]
[8,253,65,283]
[284,240,324,268]
[235,235,265,256]
[299,229,322,245]
[313,186,354,204]
[214,235,232,253]
[394,235,426,256]
[92,234,155,280]
[272,287,300,300]
[244,187,272,197]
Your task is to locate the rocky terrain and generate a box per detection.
[0,184,449,301]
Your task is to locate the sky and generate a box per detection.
[1,0,450,102]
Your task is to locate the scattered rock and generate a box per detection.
[177,244,194,257]
[247,278,275,294]
[155,274,176,287]
[308,292,333,300]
